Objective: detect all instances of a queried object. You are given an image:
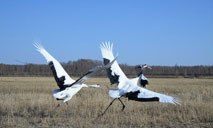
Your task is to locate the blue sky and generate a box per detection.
[0,0,212,66]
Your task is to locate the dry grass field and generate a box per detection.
[0,77,212,128]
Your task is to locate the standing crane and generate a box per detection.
[99,42,181,116]
[33,42,116,111]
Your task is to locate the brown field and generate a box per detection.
[0,77,212,128]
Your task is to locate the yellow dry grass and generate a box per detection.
[0,77,212,128]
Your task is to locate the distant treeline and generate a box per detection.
[0,59,213,78]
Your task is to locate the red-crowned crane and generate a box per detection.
[99,42,181,116]
[33,42,116,112]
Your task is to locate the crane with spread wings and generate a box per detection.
[34,43,116,112]
[100,42,181,116]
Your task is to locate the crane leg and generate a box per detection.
[118,98,125,111]
[99,98,117,117]
[48,101,64,116]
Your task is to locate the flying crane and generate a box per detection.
[33,42,116,111]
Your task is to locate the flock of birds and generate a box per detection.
[33,42,181,116]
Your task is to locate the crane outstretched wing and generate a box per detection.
[100,42,128,88]
[33,43,75,88]
[126,86,181,105]
[109,86,180,105]
[69,57,117,87]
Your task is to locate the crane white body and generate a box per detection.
[53,84,85,103]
